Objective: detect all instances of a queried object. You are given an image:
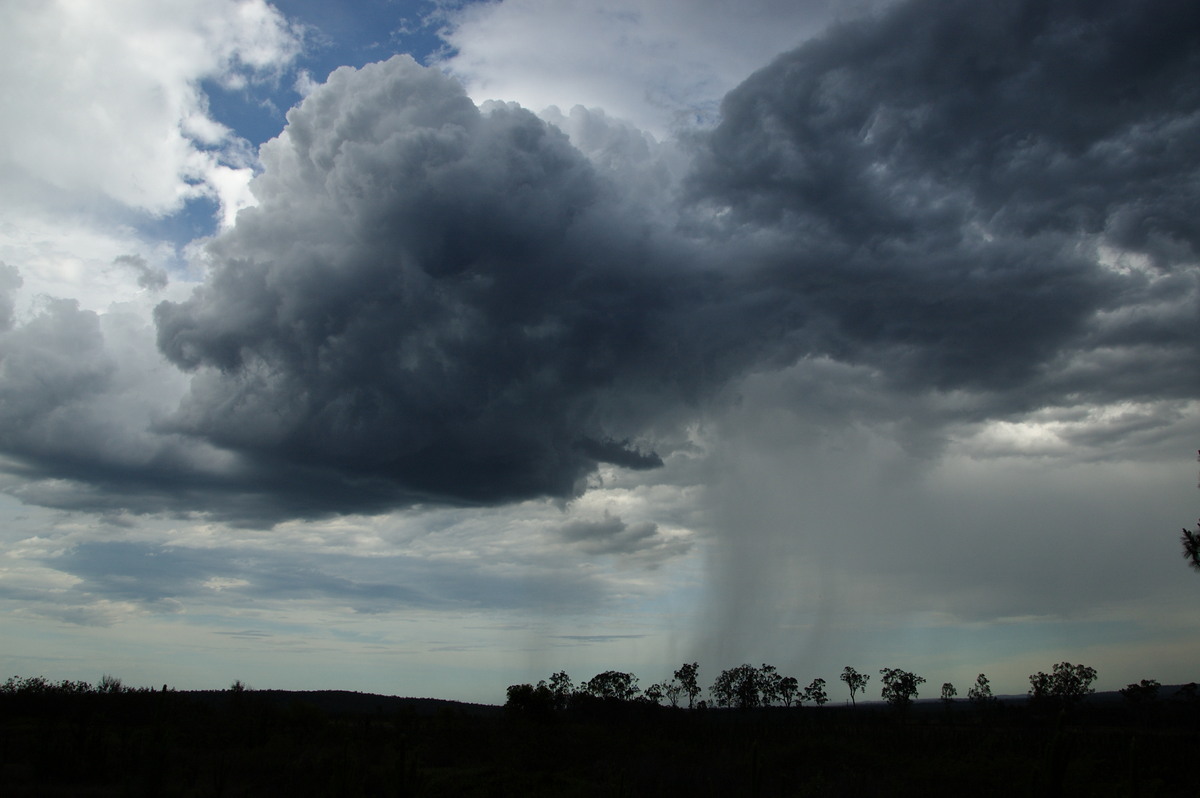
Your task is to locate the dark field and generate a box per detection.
[2,686,1197,796]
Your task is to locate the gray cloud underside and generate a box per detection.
[557,511,692,566]
[1,0,1197,522]
[113,254,168,292]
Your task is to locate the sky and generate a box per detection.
[2,0,1199,705]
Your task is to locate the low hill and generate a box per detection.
[182,688,503,717]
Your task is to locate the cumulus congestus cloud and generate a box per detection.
[154,56,711,512]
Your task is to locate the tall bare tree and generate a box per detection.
[840,666,870,707]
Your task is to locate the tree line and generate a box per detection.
[0,663,1175,714]
[506,661,1137,714]
[5,669,1198,796]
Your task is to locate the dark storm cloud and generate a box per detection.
[689,0,1200,401]
[153,55,724,515]
[2,0,1198,523]
[694,0,1200,242]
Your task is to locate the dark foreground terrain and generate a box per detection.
[2,686,1197,796]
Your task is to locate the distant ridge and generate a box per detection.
[183,689,503,717]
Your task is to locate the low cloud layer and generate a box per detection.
[3,539,605,625]
[1,0,1198,528]
[559,511,692,567]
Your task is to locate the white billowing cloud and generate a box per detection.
[0,0,301,222]
[439,0,893,135]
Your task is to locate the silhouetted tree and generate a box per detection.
[506,682,532,708]
[505,682,553,715]
[664,680,684,708]
[548,671,573,710]
[779,676,799,707]
[1183,522,1200,571]
[643,682,665,705]
[675,662,701,709]
[758,664,782,706]
[1028,662,1097,709]
[804,678,828,707]
[940,682,957,703]
[584,670,640,701]
[2,675,92,696]
[712,664,762,709]
[840,666,870,707]
[710,669,735,708]
[879,668,925,708]
[967,673,995,705]
[1180,451,1200,570]
[98,674,124,694]
[1120,679,1160,705]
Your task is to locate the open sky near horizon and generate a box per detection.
[3,0,1200,705]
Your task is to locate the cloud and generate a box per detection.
[0,0,302,225]
[0,263,21,331]
[150,55,724,518]
[0,273,236,520]
[439,0,895,135]
[553,634,647,644]
[559,511,691,566]
[0,1,307,483]
[113,255,169,292]
[535,104,689,213]
[17,539,608,621]
[686,0,1200,408]
[3,0,1200,702]
[0,298,116,457]
[2,0,1198,534]
[677,0,1200,661]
